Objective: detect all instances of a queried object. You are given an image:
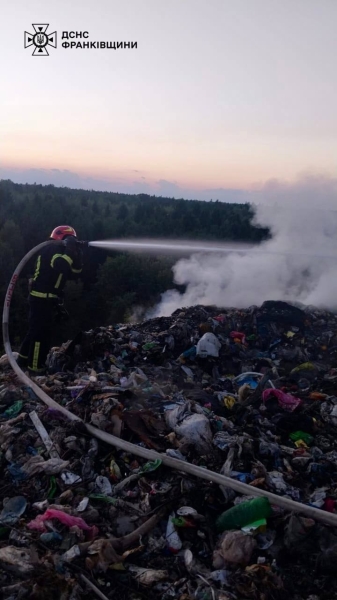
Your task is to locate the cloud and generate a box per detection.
[2,165,336,209]
[201,188,252,203]
[153,179,253,203]
[155,179,182,197]
[0,167,84,189]
[0,165,252,203]
[0,166,142,194]
[254,173,337,210]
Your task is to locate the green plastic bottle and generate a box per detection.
[216,497,272,532]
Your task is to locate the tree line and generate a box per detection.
[0,179,269,350]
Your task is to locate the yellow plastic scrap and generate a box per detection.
[223,395,236,409]
[110,563,126,571]
[109,459,122,480]
[294,439,308,449]
[291,362,316,373]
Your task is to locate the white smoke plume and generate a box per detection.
[153,175,337,316]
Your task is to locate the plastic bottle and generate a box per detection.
[166,512,183,553]
[216,497,272,532]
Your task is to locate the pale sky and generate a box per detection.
[1,0,336,201]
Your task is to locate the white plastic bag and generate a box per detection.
[175,413,213,454]
[196,333,221,358]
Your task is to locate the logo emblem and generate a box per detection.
[24,24,57,56]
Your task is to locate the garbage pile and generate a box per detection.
[2,300,337,599]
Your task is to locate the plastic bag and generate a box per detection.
[213,530,257,566]
[175,413,213,454]
[196,332,221,358]
[262,388,302,412]
[27,508,99,538]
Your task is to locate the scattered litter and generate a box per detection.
[1,300,337,598]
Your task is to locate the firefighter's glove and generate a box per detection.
[55,302,70,322]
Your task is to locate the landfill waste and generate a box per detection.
[0,496,27,525]
[213,530,257,566]
[2,300,337,598]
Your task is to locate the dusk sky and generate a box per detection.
[1,0,336,201]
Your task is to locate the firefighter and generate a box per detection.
[17,225,83,375]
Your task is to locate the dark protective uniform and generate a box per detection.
[18,241,82,373]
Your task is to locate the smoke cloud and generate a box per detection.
[153,175,337,316]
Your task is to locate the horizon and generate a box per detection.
[2,172,337,211]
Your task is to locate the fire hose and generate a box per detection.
[3,241,337,527]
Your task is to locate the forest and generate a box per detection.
[0,179,269,350]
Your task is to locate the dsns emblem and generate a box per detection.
[24,24,57,56]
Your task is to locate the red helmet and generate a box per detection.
[50,225,77,240]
